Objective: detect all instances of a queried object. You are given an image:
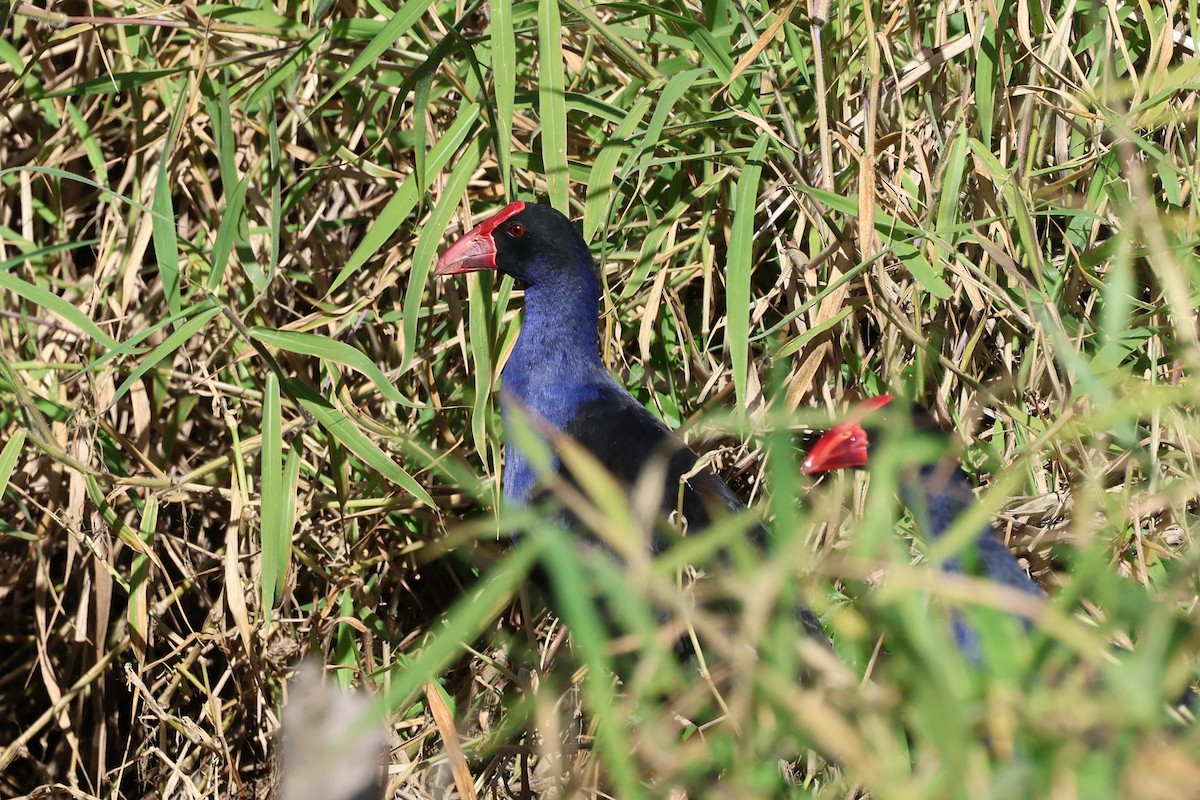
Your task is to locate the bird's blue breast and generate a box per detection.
[495,270,607,506]
[499,350,614,504]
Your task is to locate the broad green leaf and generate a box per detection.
[893,240,952,301]
[35,67,189,99]
[630,68,707,173]
[412,60,436,205]
[467,274,496,470]
[537,528,644,799]
[968,138,1046,292]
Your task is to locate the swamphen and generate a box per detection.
[435,201,825,640]
[803,395,1044,656]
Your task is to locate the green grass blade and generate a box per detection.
[467,275,496,471]
[491,0,516,192]
[289,379,434,507]
[128,494,158,651]
[401,138,484,369]
[976,18,998,144]
[331,104,480,293]
[244,32,326,110]
[933,126,970,269]
[796,184,952,298]
[381,541,540,712]
[727,134,769,410]
[0,429,26,501]
[111,305,221,407]
[539,0,570,212]
[0,268,119,351]
[583,94,652,241]
[250,327,419,409]
[312,0,436,114]
[260,371,286,621]
[0,166,158,218]
[152,83,189,316]
[207,174,250,293]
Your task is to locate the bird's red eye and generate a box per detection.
[508,223,525,238]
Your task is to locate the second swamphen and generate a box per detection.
[435,201,825,639]
[802,395,1045,656]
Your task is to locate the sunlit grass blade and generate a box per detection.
[331,105,480,293]
[538,0,569,212]
[0,429,26,502]
[128,494,158,657]
[584,94,652,241]
[312,0,436,114]
[288,379,434,507]
[491,0,516,192]
[111,305,221,407]
[0,262,117,350]
[250,328,419,409]
[379,540,539,711]
[402,138,485,369]
[152,82,188,316]
[206,174,250,293]
[728,134,769,410]
[260,372,291,622]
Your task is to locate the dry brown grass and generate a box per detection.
[2,1,1200,798]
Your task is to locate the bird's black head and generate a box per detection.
[434,202,594,289]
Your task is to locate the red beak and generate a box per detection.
[434,201,526,276]
[802,395,896,474]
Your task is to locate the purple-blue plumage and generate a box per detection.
[806,398,1045,657]
[435,202,826,640]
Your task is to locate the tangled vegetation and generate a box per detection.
[1,0,1199,797]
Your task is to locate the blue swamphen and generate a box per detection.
[803,395,1045,656]
[435,201,825,639]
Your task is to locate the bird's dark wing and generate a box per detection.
[911,464,1045,598]
[556,385,827,641]
[559,384,748,543]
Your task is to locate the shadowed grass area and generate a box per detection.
[1,0,1199,797]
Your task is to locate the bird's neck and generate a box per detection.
[903,464,976,539]
[507,276,605,388]
[500,272,611,504]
